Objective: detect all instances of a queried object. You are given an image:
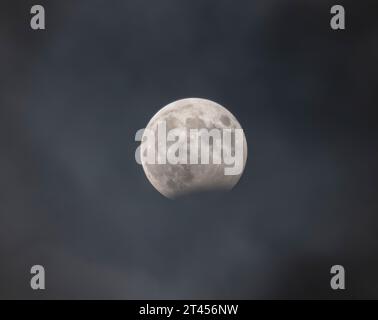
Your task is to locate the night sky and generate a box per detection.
[1,0,378,299]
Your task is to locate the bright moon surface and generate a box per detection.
[141,98,248,199]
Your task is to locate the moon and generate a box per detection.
[141,98,247,199]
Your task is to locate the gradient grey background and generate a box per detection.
[1,0,378,299]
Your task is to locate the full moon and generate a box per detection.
[141,98,248,199]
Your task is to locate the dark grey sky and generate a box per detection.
[1,0,378,299]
